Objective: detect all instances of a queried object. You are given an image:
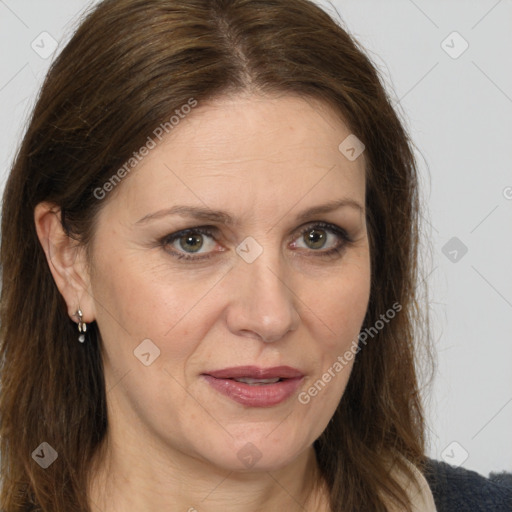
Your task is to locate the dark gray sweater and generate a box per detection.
[424,458,512,511]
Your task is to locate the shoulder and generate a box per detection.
[382,455,437,511]
[423,458,512,512]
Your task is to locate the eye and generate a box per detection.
[161,227,221,260]
[159,222,352,262]
[298,226,330,250]
[176,232,206,253]
[291,222,352,257]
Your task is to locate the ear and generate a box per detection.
[34,202,96,324]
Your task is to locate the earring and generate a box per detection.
[76,308,87,343]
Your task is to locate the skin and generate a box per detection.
[35,93,371,512]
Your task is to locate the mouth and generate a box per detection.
[202,366,304,407]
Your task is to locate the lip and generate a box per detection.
[202,365,304,407]
[205,365,303,379]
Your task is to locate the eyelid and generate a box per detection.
[158,225,212,253]
[160,221,352,261]
[295,221,352,242]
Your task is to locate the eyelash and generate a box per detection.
[159,221,353,262]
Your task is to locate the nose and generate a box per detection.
[224,251,301,343]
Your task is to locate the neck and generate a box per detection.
[87,429,329,512]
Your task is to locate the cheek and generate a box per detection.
[90,247,224,364]
[309,253,371,346]
[301,252,370,408]
[298,267,369,421]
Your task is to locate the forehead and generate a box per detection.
[102,94,366,222]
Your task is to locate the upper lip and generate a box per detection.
[204,365,303,379]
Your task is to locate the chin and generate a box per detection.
[194,432,312,473]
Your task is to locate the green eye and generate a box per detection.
[294,222,351,256]
[160,222,352,262]
[178,233,204,253]
[162,227,218,260]
[303,227,328,250]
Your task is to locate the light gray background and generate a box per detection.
[1,0,511,476]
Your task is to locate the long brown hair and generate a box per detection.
[0,0,433,510]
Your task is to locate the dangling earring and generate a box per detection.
[76,308,87,343]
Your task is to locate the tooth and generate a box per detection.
[234,377,280,384]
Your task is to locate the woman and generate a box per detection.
[1,0,507,511]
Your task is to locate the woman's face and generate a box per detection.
[87,94,370,471]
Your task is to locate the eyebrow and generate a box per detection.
[135,198,364,226]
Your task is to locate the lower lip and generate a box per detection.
[202,375,303,407]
